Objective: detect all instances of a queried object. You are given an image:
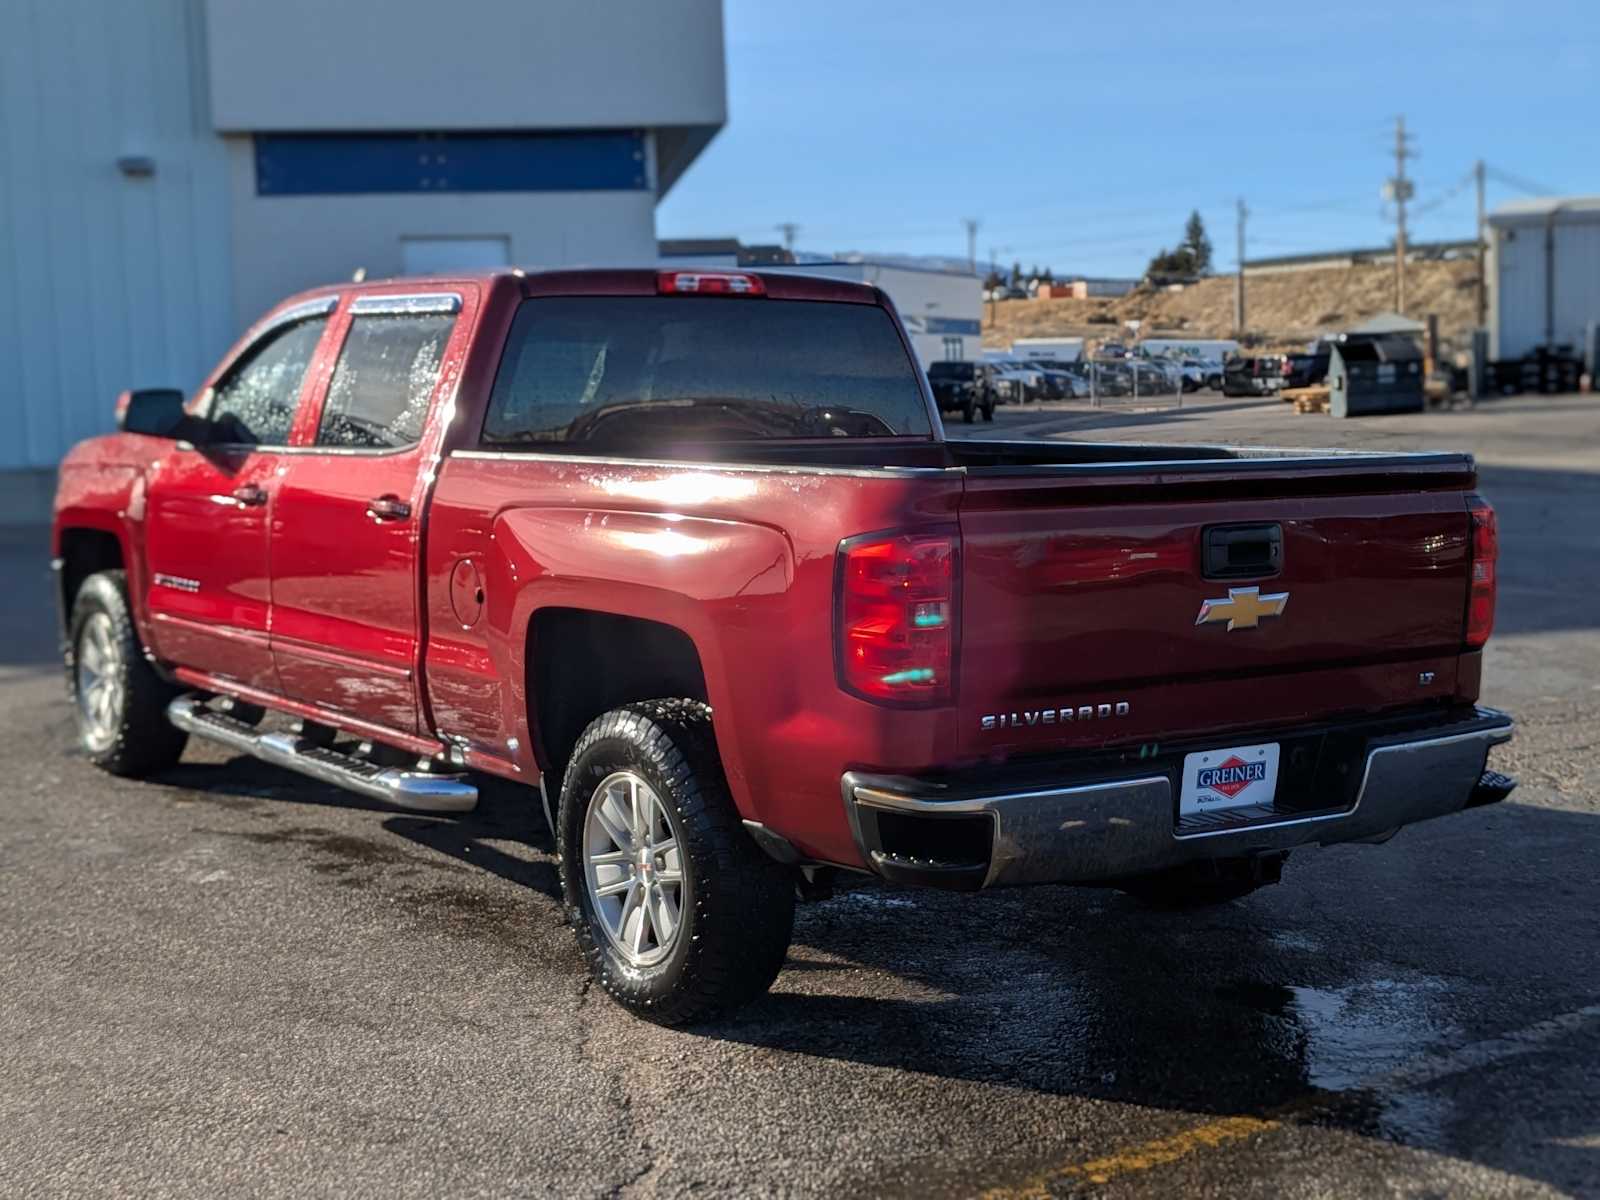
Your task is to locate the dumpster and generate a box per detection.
[1329,333,1424,417]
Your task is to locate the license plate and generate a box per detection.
[1180,742,1280,818]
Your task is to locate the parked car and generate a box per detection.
[1021,359,1089,400]
[1172,357,1223,392]
[1223,355,1286,397]
[1130,360,1177,394]
[1283,350,1332,390]
[926,360,996,423]
[54,267,1514,1026]
[991,362,1045,402]
[1088,361,1133,396]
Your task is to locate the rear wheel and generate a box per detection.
[962,397,976,423]
[68,570,187,776]
[981,400,995,422]
[558,700,795,1025]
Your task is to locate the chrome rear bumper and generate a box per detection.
[843,707,1514,890]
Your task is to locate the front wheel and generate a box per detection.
[962,397,976,423]
[68,570,187,777]
[557,700,795,1025]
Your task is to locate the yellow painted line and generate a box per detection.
[980,1115,1281,1198]
[979,1002,1600,1198]
[1064,1114,1281,1185]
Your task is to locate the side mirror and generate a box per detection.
[115,388,187,437]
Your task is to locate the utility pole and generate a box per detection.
[962,218,980,275]
[1234,198,1248,336]
[985,244,1010,327]
[776,223,799,254]
[1474,159,1488,327]
[987,245,998,327]
[1388,117,1416,314]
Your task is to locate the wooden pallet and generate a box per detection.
[1282,385,1330,414]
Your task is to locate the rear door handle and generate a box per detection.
[366,494,411,521]
[231,483,268,507]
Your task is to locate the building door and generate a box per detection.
[400,236,510,275]
[142,311,332,692]
[270,293,462,734]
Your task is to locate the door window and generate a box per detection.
[315,313,456,449]
[208,317,329,446]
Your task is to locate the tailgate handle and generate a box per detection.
[1203,523,1282,579]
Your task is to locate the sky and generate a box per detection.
[657,0,1600,277]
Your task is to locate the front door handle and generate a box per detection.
[231,483,268,507]
[366,494,412,521]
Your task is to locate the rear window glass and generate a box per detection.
[482,297,932,448]
[926,362,975,380]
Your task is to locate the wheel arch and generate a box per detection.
[527,607,710,785]
[56,525,127,636]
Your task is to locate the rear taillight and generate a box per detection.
[657,270,766,296]
[836,531,958,706]
[1466,494,1498,648]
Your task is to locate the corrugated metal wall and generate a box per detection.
[1493,214,1600,361]
[0,0,233,470]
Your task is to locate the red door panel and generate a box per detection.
[269,453,423,733]
[142,447,281,691]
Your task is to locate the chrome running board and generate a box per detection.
[167,694,478,813]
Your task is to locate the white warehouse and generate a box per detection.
[761,262,983,366]
[0,0,726,519]
[1488,196,1600,362]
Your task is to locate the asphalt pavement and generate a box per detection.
[1,393,1596,1197]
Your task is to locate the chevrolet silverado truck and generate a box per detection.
[53,268,1515,1025]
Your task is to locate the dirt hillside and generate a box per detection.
[984,260,1479,355]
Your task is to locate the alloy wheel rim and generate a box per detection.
[75,612,122,751]
[581,770,685,969]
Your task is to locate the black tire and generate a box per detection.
[981,401,995,422]
[962,397,975,424]
[557,700,795,1025]
[1118,854,1286,910]
[67,570,187,777]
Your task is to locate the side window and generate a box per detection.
[208,317,328,446]
[315,313,455,449]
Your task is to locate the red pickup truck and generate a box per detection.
[53,268,1515,1024]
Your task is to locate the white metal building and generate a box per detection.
[760,262,982,366]
[1488,197,1600,361]
[0,0,726,519]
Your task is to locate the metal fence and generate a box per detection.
[1079,356,1184,410]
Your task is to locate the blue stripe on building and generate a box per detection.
[255,130,648,195]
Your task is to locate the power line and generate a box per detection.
[1412,167,1477,217]
[1486,165,1559,197]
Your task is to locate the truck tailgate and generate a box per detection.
[955,457,1475,757]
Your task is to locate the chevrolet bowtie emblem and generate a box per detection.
[1195,586,1290,630]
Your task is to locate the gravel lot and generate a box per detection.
[2,393,1596,1197]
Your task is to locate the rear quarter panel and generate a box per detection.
[423,452,963,865]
